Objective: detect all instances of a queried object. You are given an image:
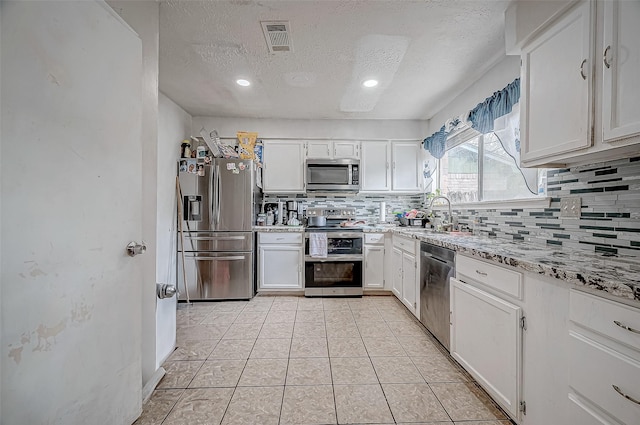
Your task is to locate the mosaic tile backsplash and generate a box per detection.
[450,156,640,256]
[263,193,425,222]
[263,156,639,256]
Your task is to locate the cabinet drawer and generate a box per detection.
[569,332,640,425]
[456,255,523,300]
[258,232,302,245]
[570,289,640,352]
[568,394,617,425]
[364,233,385,245]
[392,235,416,254]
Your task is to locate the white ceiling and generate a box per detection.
[159,0,511,121]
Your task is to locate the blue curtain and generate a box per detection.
[423,78,520,158]
[422,125,447,159]
[468,78,520,134]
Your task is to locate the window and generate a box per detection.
[435,133,544,203]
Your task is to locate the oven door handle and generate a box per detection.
[305,255,363,262]
[304,232,363,238]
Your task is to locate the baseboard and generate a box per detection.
[363,290,394,296]
[142,366,166,404]
[256,290,305,296]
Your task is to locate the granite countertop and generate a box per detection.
[385,227,640,305]
[253,223,639,304]
[253,225,304,232]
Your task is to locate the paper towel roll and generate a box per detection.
[379,201,386,223]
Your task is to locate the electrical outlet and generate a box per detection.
[560,197,581,218]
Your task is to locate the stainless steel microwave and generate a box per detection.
[306,159,360,192]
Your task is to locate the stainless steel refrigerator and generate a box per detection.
[177,158,260,300]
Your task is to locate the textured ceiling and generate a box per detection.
[159,0,510,120]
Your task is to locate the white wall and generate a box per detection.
[192,116,429,141]
[156,93,192,366]
[107,0,160,387]
[505,0,574,54]
[426,55,521,135]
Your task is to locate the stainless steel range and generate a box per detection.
[304,208,363,297]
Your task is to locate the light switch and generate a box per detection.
[560,197,581,218]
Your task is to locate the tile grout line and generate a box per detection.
[276,301,297,425]
[161,302,223,425]
[219,301,269,425]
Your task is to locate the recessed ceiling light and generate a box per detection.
[236,79,251,87]
[362,79,378,88]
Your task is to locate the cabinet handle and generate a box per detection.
[613,320,640,335]
[475,270,488,277]
[612,385,640,405]
[579,59,587,80]
[603,45,611,69]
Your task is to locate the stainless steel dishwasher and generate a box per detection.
[420,242,455,351]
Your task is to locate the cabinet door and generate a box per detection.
[602,0,640,142]
[391,246,403,298]
[402,252,417,314]
[450,278,522,421]
[364,245,385,289]
[263,141,305,193]
[258,245,302,289]
[391,141,422,192]
[306,141,332,159]
[520,1,594,164]
[333,141,360,159]
[361,141,391,192]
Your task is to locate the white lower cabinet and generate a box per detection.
[568,290,640,425]
[364,233,385,290]
[391,235,418,317]
[257,232,303,290]
[453,255,572,424]
[450,277,522,420]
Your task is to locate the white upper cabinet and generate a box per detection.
[361,141,391,192]
[361,141,422,193]
[306,141,360,159]
[333,141,360,159]
[391,141,422,192]
[306,141,332,159]
[262,140,305,193]
[520,0,594,165]
[517,0,640,167]
[602,0,640,143]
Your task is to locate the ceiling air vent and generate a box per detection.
[261,21,293,53]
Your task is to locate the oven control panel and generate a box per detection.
[306,207,356,219]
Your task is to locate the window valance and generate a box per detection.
[423,78,520,158]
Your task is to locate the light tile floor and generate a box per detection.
[135,295,514,425]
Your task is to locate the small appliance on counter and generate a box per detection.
[286,200,300,225]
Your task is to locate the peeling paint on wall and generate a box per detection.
[71,301,93,323]
[34,319,68,352]
[8,346,24,365]
[5,299,96,364]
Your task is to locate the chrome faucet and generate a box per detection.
[428,195,455,231]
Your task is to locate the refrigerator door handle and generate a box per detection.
[208,166,214,228]
[185,236,247,241]
[187,255,247,261]
[215,164,221,228]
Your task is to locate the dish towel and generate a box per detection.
[309,233,328,258]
